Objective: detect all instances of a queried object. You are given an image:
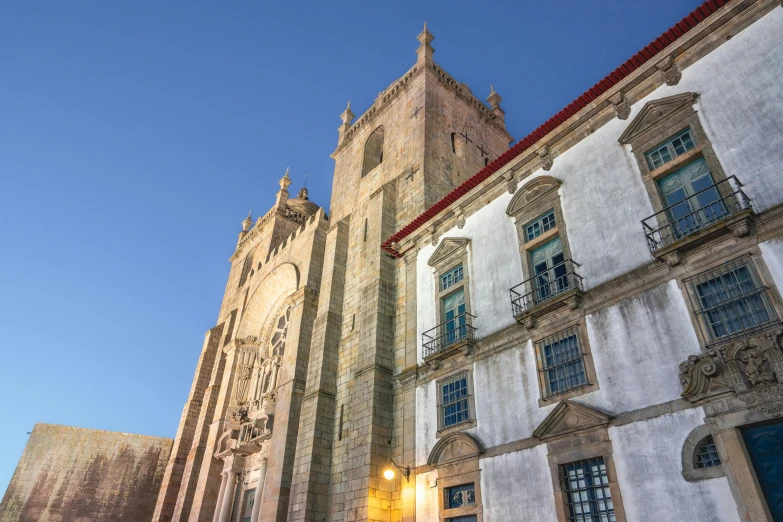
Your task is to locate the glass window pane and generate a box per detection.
[645,128,696,169]
[525,210,557,242]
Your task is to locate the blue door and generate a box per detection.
[657,158,726,237]
[743,421,783,521]
[531,237,567,303]
[442,289,466,346]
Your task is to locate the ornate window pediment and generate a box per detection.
[505,175,561,217]
[428,237,470,267]
[427,431,484,467]
[533,400,611,441]
[618,92,698,145]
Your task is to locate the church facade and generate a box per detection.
[3,1,783,521]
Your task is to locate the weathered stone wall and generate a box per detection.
[0,423,172,522]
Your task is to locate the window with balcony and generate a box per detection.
[685,257,777,343]
[425,238,476,360]
[619,92,753,264]
[506,176,583,327]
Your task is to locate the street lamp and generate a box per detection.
[382,440,410,482]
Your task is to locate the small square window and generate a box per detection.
[447,517,477,522]
[537,326,589,399]
[445,483,475,509]
[439,372,470,429]
[560,458,615,522]
[688,257,777,341]
[441,264,464,291]
[525,209,557,242]
[645,128,697,170]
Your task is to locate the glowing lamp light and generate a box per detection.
[383,468,396,481]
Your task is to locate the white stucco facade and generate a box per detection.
[411,7,783,522]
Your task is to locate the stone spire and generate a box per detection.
[275,168,292,209]
[416,22,435,65]
[487,85,506,126]
[337,101,354,145]
[241,210,253,232]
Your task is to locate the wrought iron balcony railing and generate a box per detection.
[642,176,751,253]
[422,312,477,359]
[510,259,584,317]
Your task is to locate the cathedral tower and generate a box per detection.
[152,24,511,522]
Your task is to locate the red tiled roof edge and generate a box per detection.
[381,0,729,258]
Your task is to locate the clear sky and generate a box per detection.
[0,0,705,494]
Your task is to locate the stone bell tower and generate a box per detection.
[286,24,512,522]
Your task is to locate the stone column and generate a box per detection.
[211,473,229,522]
[250,458,268,522]
[217,471,239,522]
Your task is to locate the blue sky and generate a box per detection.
[0,0,704,494]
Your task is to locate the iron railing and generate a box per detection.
[642,176,751,253]
[685,256,778,344]
[510,259,584,316]
[422,312,477,358]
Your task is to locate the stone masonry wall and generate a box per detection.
[0,423,172,522]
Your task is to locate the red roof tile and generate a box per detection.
[381,0,728,257]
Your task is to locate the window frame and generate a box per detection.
[619,92,731,220]
[682,254,781,347]
[428,238,474,359]
[437,469,483,522]
[533,322,599,406]
[559,457,616,522]
[436,369,477,436]
[682,425,725,482]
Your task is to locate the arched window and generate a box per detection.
[682,425,724,481]
[239,250,254,287]
[362,126,385,177]
[695,435,721,468]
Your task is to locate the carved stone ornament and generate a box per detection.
[429,225,439,247]
[680,327,783,403]
[656,55,682,86]
[505,175,561,217]
[608,92,631,120]
[427,432,484,467]
[234,344,258,405]
[538,146,553,171]
[453,208,466,229]
[618,92,698,145]
[427,237,470,267]
[504,169,518,194]
[533,400,611,441]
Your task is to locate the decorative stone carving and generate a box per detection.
[427,432,484,467]
[656,55,682,86]
[608,92,631,120]
[679,354,731,401]
[538,145,553,171]
[505,175,561,217]
[504,169,518,194]
[235,343,259,405]
[680,327,783,402]
[729,217,752,237]
[453,208,466,229]
[429,225,439,247]
[664,250,681,267]
[618,92,698,145]
[533,400,611,441]
[427,237,470,267]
